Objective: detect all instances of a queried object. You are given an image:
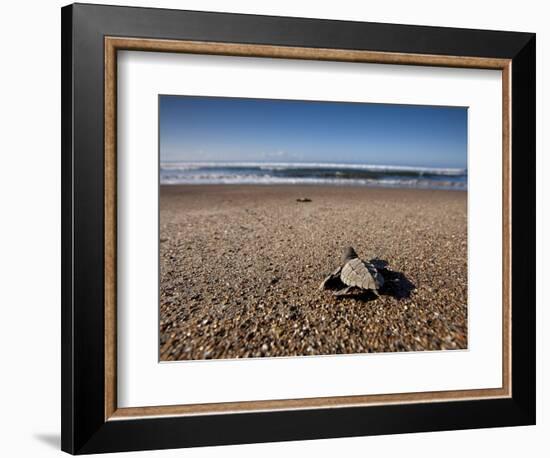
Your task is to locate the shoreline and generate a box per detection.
[160,182,468,192]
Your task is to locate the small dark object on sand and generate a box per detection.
[296,197,312,202]
[320,246,384,297]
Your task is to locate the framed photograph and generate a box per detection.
[61,3,536,454]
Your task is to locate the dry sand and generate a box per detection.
[160,185,467,361]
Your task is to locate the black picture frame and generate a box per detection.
[61,3,535,454]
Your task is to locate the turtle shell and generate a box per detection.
[340,258,384,291]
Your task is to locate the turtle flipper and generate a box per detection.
[319,266,342,290]
[333,286,366,297]
[334,285,378,298]
[333,286,354,296]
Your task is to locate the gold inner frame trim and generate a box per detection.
[104,36,512,421]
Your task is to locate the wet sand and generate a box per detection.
[160,185,467,360]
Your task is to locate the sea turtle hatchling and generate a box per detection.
[320,247,384,296]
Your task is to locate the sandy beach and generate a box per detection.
[160,185,467,361]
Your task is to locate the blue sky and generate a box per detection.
[160,95,467,168]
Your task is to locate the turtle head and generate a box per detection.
[342,246,359,263]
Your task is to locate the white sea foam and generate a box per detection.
[160,161,467,176]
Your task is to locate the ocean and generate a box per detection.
[160,162,467,191]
